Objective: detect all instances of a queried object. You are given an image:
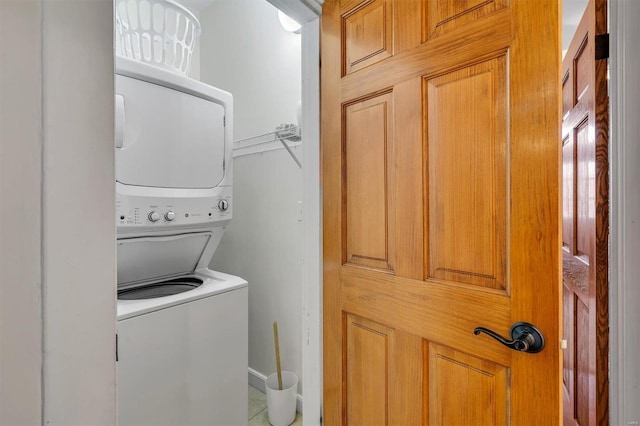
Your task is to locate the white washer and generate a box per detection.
[117,264,247,426]
[115,57,247,426]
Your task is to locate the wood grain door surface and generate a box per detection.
[561,0,609,425]
[321,0,562,424]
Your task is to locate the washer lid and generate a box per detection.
[117,232,211,286]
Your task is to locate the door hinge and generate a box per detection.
[223,116,226,127]
[595,33,609,60]
[116,334,119,362]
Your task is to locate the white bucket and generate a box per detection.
[265,371,298,426]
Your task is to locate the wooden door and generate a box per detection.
[561,0,609,425]
[321,1,562,424]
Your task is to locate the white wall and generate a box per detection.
[0,1,116,424]
[211,148,303,394]
[0,2,43,423]
[199,0,301,140]
[199,0,304,395]
[300,18,322,425]
[41,1,116,423]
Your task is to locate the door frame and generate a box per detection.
[609,0,640,423]
[269,2,323,423]
[300,17,322,426]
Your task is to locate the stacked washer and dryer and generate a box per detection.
[114,34,247,426]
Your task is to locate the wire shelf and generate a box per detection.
[233,124,302,168]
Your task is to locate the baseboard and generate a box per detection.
[248,367,303,414]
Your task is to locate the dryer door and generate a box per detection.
[115,74,226,189]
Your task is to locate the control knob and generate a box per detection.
[148,211,160,222]
[218,199,229,211]
[165,211,176,221]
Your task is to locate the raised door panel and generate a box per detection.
[342,0,393,75]
[562,283,575,406]
[428,343,508,426]
[343,315,425,426]
[562,136,574,251]
[345,315,391,425]
[343,92,395,271]
[424,0,508,41]
[563,72,572,119]
[576,119,594,264]
[575,298,591,426]
[426,56,508,290]
[574,36,590,104]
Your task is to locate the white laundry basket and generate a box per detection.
[115,0,200,75]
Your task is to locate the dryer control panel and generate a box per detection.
[116,187,232,230]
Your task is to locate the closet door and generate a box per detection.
[321,0,562,424]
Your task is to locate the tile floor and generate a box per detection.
[248,385,303,426]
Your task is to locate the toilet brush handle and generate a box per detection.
[273,321,283,390]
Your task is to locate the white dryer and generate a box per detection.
[115,57,247,426]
